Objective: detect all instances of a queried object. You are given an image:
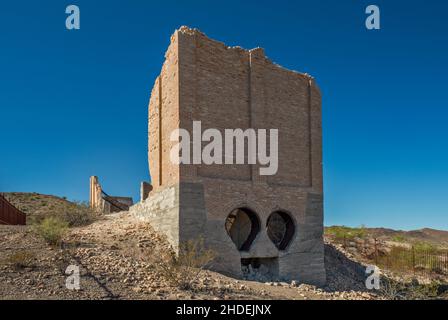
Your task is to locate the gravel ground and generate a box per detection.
[1,212,380,300]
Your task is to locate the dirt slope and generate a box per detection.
[1,193,445,300]
[0,211,379,300]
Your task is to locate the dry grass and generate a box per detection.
[379,277,443,300]
[2,251,36,270]
[136,238,216,290]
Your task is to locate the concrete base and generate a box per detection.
[130,182,326,286]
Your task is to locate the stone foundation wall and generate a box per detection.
[130,185,180,250]
[131,179,326,284]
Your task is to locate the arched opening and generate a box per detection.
[266,211,295,250]
[225,207,260,252]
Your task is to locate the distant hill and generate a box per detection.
[2,192,87,223]
[325,226,448,247]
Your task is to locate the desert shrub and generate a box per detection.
[33,216,68,246]
[377,244,447,275]
[28,200,98,228]
[2,251,36,270]
[60,201,97,227]
[392,235,406,243]
[407,282,441,299]
[326,225,367,242]
[379,277,442,300]
[413,242,438,253]
[378,277,407,300]
[152,238,215,290]
[377,246,414,272]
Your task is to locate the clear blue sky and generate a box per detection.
[0,1,447,230]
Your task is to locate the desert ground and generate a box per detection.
[1,193,447,300]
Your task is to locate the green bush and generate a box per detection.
[29,200,97,228]
[413,241,438,253]
[392,235,406,243]
[60,201,97,227]
[33,216,68,246]
[326,225,367,242]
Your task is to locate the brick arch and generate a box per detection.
[225,207,261,252]
[271,203,306,224]
[221,200,268,222]
[266,209,296,251]
[222,201,266,252]
[269,207,299,225]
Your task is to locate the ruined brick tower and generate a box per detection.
[130,26,326,285]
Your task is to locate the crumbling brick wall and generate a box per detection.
[90,176,133,214]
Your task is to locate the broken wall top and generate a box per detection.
[148,26,323,194]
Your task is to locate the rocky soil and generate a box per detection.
[0,212,381,300]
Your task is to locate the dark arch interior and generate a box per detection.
[225,208,260,252]
[266,211,295,250]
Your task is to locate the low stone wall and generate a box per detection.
[130,183,210,250]
[129,185,180,250]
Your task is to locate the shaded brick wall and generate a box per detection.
[148,33,180,190]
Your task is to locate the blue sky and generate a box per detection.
[0,1,447,230]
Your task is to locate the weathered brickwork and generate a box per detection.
[90,176,133,214]
[131,26,325,285]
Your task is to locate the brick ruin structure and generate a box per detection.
[130,27,326,285]
[89,176,133,214]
